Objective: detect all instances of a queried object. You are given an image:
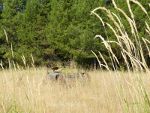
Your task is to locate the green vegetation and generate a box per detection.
[0,0,149,69]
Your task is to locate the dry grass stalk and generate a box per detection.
[31,54,35,67]
[3,28,8,43]
[21,55,26,68]
[0,60,4,70]
[91,0,149,71]
[11,43,14,58]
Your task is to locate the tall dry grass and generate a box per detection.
[0,0,150,113]
[0,68,150,113]
[91,0,150,71]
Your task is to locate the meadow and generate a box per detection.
[0,68,150,113]
[0,0,150,113]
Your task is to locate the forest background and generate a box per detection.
[0,0,149,69]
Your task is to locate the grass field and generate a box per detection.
[0,1,149,113]
[0,68,150,113]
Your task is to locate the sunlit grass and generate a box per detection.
[0,1,150,113]
[0,68,150,113]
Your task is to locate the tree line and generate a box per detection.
[0,0,149,69]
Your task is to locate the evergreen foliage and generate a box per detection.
[0,0,149,68]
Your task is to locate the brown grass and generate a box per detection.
[0,68,150,113]
[0,1,150,113]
